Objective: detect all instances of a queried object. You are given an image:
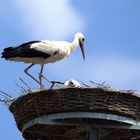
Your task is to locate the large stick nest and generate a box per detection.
[9,87,140,132]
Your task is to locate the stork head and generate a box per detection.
[75,33,85,60]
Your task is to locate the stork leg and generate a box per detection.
[24,64,40,85]
[39,64,45,89]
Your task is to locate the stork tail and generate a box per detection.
[1,47,15,59]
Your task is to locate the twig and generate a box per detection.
[51,80,64,85]
[8,92,13,98]
[125,90,137,93]
[50,82,55,89]
[0,99,11,103]
[40,74,64,88]
[104,96,110,103]
[41,73,64,84]
[0,98,14,105]
[15,82,24,93]
[15,82,25,93]
[0,93,10,99]
[81,81,91,87]
[0,99,7,103]
[40,74,50,83]
[0,90,12,98]
[89,80,106,88]
[49,81,64,89]
[19,77,32,90]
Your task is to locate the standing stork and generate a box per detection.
[1,33,85,89]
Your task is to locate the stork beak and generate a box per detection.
[79,39,85,60]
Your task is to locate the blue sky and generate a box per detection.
[0,0,140,139]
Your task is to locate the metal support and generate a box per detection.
[22,112,140,132]
[89,128,100,140]
[131,136,140,140]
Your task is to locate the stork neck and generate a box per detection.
[70,37,79,53]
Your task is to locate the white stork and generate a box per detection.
[1,33,85,89]
[64,79,81,88]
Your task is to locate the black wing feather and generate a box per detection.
[1,41,51,59]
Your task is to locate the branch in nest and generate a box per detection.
[0,90,13,99]
[19,77,32,90]
[40,73,64,89]
[81,81,91,87]
[0,98,14,105]
[15,82,26,94]
[89,80,106,88]
[0,91,14,105]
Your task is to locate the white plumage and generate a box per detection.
[1,33,85,89]
[64,79,81,88]
[13,41,71,64]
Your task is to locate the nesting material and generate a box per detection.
[9,87,140,131]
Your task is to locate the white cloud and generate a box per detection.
[14,0,85,39]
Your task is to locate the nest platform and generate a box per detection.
[9,88,140,140]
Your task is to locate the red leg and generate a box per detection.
[39,64,44,89]
[24,64,40,85]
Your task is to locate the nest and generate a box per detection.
[9,87,140,140]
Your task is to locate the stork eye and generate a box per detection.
[53,51,57,55]
[70,81,74,85]
[82,38,85,42]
